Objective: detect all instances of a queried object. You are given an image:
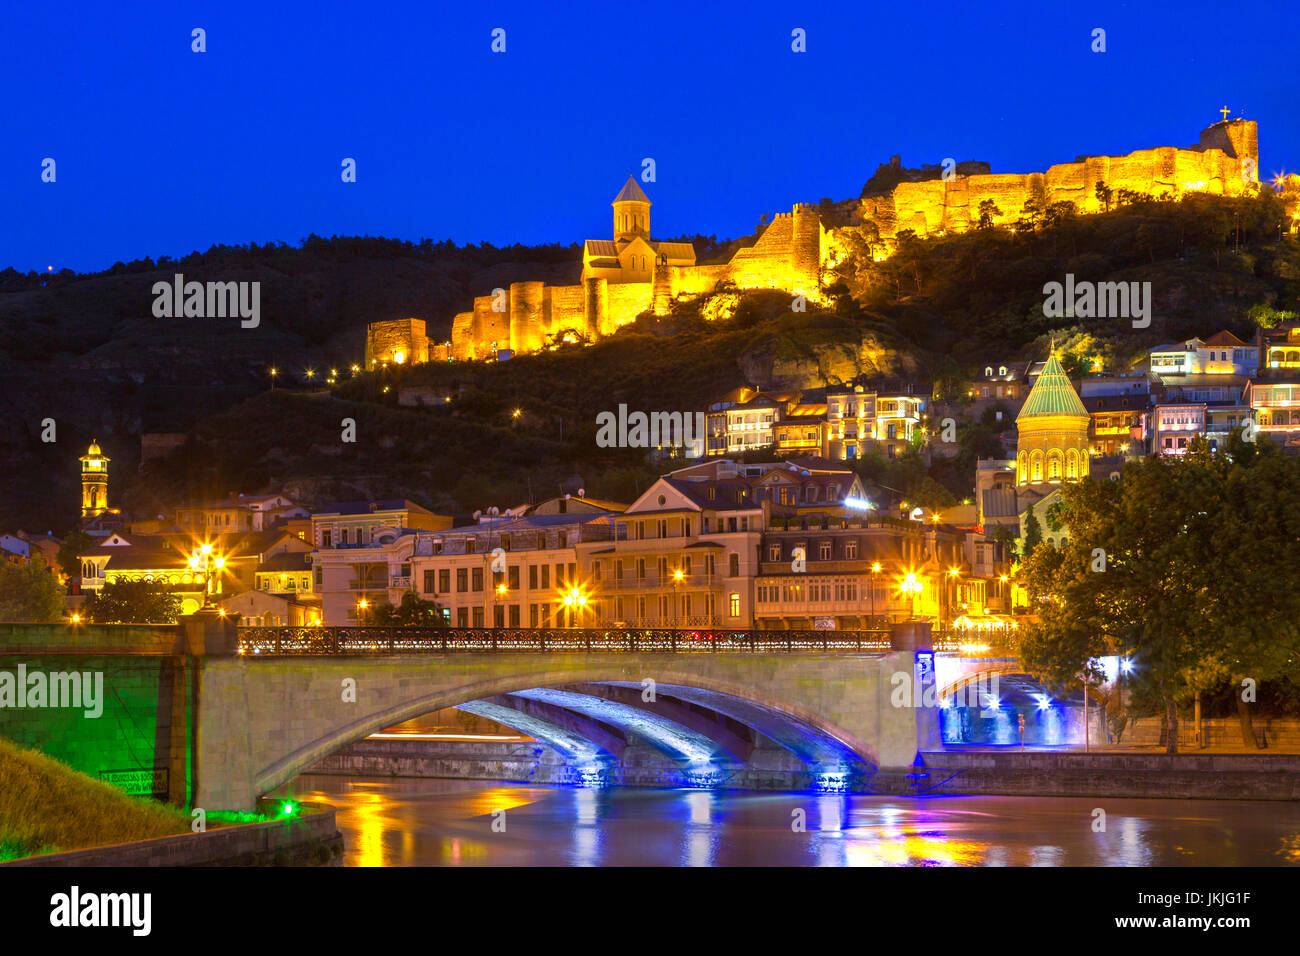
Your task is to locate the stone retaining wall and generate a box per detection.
[1,802,341,867]
[919,751,1300,801]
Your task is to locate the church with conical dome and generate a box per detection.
[975,350,1097,554]
[1014,352,1092,490]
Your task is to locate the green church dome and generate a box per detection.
[1016,353,1089,421]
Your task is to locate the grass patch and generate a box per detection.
[0,736,192,860]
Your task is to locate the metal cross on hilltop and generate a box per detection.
[1220,105,1231,122]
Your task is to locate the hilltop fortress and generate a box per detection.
[866,117,1259,240]
[366,117,1260,365]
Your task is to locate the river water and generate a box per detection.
[280,774,1300,867]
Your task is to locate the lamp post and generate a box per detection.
[672,568,684,628]
[357,598,369,626]
[188,543,225,609]
[900,573,923,620]
[869,562,881,626]
[946,568,959,642]
[562,587,586,629]
[495,582,508,628]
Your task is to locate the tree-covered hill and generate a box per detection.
[3,193,1298,533]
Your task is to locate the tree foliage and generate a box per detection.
[0,556,64,622]
[1017,434,1300,752]
[368,591,447,627]
[82,580,182,624]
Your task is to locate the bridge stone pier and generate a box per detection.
[0,618,948,812]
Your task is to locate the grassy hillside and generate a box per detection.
[0,737,191,860]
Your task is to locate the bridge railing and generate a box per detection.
[235,626,893,656]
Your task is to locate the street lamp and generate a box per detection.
[357,598,369,625]
[562,587,587,628]
[672,568,684,627]
[189,543,225,609]
[495,582,508,628]
[899,573,923,620]
[869,562,882,626]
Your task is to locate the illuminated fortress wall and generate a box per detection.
[866,120,1259,239]
[423,200,825,360]
[364,317,428,367]
[377,120,1260,363]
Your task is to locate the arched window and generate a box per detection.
[1017,451,1028,483]
[985,366,992,376]
[1066,449,1078,478]
[999,366,1007,376]
[1031,451,1043,482]
[1047,451,1062,480]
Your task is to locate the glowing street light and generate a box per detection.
[869,562,882,625]
[899,572,923,620]
[190,543,225,608]
[562,587,588,628]
[357,597,369,625]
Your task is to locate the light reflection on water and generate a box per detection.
[276,774,1300,867]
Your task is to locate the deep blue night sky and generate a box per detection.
[3,0,1296,273]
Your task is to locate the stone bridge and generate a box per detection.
[0,618,1065,811]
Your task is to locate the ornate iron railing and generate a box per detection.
[236,626,893,656]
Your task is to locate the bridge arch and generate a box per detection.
[198,652,914,810]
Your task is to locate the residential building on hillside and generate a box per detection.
[1148,331,1257,377]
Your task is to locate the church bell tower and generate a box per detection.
[80,439,110,519]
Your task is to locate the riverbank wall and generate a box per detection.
[0,801,342,867]
[917,751,1300,801]
[309,739,1300,801]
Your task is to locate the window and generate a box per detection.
[729,553,740,576]
[439,569,450,593]
[509,605,520,627]
[819,541,832,560]
[456,568,468,592]
[472,607,484,627]
[322,529,332,548]
[471,567,484,591]
[423,569,436,594]
[529,565,538,589]
[729,593,741,618]
[457,607,468,627]
[465,539,475,554]
[340,528,349,545]
[845,541,858,560]
[508,565,520,589]
[541,565,550,588]
[768,543,781,561]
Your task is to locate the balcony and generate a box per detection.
[390,575,411,588]
[604,573,725,591]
